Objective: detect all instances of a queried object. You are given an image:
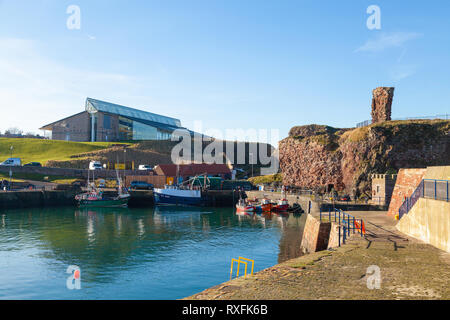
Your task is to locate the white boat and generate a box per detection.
[153,185,203,206]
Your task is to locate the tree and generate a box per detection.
[5,127,23,136]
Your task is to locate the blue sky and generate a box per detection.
[0,0,449,142]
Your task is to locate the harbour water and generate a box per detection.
[0,206,306,300]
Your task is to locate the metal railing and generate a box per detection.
[398,179,449,219]
[370,196,391,205]
[320,208,365,246]
[356,114,449,128]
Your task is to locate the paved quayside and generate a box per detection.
[185,210,450,300]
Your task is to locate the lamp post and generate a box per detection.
[123,148,127,179]
[9,146,13,190]
[249,153,254,178]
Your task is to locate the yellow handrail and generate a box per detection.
[230,257,254,280]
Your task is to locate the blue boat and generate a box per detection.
[153,186,204,206]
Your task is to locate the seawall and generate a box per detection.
[0,190,77,209]
[396,197,450,253]
[246,191,319,213]
[0,189,239,209]
[300,214,344,254]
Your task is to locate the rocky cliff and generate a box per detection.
[279,120,450,197]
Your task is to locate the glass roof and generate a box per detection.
[85,98,182,127]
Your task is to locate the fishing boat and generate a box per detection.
[271,199,289,213]
[258,198,273,212]
[153,185,203,206]
[153,165,209,207]
[75,168,130,208]
[236,198,255,213]
[75,182,130,208]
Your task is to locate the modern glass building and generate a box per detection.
[40,98,186,142]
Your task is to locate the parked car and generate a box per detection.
[138,165,153,171]
[130,181,154,190]
[24,162,42,167]
[339,195,351,202]
[0,158,21,166]
[89,161,103,170]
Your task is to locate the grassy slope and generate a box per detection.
[0,138,125,165]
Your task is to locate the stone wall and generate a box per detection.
[300,214,332,254]
[327,223,346,249]
[371,87,394,123]
[371,174,397,205]
[387,168,427,217]
[0,190,77,209]
[51,112,91,142]
[396,198,450,253]
[246,191,320,213]
[0,165,148,180]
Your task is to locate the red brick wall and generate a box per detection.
[387,168,427,217]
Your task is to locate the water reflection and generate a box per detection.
[0,206,307,299]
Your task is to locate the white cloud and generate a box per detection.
[390,64,417,81]
[0,37,148,134]
[355,32,423,53]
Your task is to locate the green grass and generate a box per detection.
[248,173,283,185]
[0,138,127,165]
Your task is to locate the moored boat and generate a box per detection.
[75,185,130,208]
[75,169,130,208]
[259,198,273,212]
[271,199,289,212]
[153,185,203,206]
[236,198,255,213]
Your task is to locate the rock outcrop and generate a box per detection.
[371,87,394,123]
[279,120,450,197]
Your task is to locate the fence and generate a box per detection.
[124,175,166,188]
[356,114,449,128]
[398,179,449,219]
[319,208,365,246]
[370,196,391,205]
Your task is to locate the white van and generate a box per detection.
[89,161,103,170]
[138,165,152,171]
[0,158,21,166]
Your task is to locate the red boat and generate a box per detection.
[271,199,289,212]
[236,199,255,213]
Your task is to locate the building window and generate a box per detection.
[103,114,111,129]
[119,116,133,140]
